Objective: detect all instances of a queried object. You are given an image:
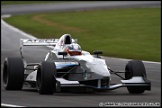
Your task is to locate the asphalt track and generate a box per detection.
[1,1,161,107]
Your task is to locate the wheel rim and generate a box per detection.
[3,61,8,87]
[125,63,132,79]
[36,66,41,91]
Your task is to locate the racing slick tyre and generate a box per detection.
[125,60,146,94]
[36,61,57,94]
[3,57,24,90]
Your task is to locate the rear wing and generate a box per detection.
[20,39,58,47]
[20,38,78,58]
[20,39,58,59]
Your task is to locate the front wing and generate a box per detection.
[56,76,151,91]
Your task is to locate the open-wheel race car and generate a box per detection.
[3,34,151,94]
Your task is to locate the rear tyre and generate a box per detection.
[3,57,24,90]
[36,61,57,94]
[125,60,146,94]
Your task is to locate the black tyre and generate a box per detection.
[36,61,57,94]
[3,57,24,90]
[125,60,146,94]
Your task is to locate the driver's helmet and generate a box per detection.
[65,43,82,56]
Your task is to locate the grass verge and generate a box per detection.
[3,8,161,62]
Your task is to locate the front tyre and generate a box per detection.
[3,57,24,90]
[125,60,146,94]
[36,61,57,94]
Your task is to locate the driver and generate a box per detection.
[64,43,82,56]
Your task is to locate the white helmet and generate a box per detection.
[65,43,82,56]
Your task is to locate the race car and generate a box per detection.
[3,34,151,94]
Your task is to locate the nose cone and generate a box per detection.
[86,58,110,77]
[72,55,110,77]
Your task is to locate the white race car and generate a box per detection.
[3,34,151,94]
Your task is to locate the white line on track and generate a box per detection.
[102,56,161,64]
[1,14,54,50]
[1,14,161,65]
[1,103,25,107]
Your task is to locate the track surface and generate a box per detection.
[1,1,161,107]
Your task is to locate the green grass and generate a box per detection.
[3,8,161,62]
[1,1,66,5]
